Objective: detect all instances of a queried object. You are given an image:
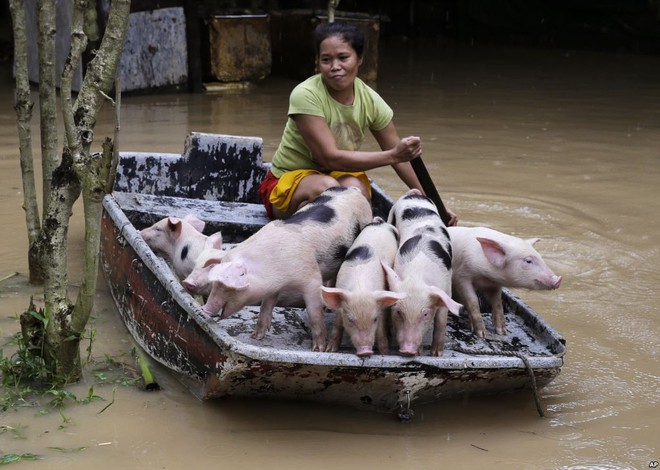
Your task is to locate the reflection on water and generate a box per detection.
[1,41,659,469]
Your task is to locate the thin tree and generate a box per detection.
[8,0,131,383]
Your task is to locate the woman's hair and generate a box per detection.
[313,21,365,58]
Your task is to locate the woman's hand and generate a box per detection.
[445,207,459,226]
[392,136,422,164]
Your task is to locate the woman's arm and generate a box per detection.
[372,121,459,225]
[293,114,421,172]
[371,121,424,191]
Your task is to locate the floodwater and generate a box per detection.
[1,41,659,469]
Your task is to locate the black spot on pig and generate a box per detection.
[283,205,336,225]
[427,239,452,270]
[180,244,189,262]
[402,207,439,221]
[333,243,350,263]
[309,194,333,206]
[399,235,421,257]
[345,245,373,262]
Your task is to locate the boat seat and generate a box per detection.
[113,191,269,242]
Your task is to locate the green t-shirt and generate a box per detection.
[270,74,394,178]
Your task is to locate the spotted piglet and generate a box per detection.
[182,186,372,352]
[384,189,462,356]
[139,214,223,279]
[321,217,405,357]
[448,226,562,337]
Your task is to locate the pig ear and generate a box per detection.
[476,237,507,269]
[320,286,347,310]
[428,286,463,316]
[209,261,249,290]
[381,261,402,291]
[183,214,206,233]
[526,237,541,246]
[202,255,225,268]
[167,217,183,237]
[374,290,406,308]
[206,232,223,250]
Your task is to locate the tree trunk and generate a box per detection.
[9,0,43,284]
[37,0,60,216]
[66,0,130,380]
[9,0,131,383]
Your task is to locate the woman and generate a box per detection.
[258,21,458,225]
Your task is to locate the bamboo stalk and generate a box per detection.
[133,347,161,391]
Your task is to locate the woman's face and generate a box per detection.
[318,35,363,97]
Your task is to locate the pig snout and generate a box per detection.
[538,274,562,290]
[398,344,418,357]
[201,304,218,317]
[356,346,374,358]
[182,278,199,294]
[550,275,562,289]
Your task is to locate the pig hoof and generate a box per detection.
[325,337,341,352]
[312,341,326,352]
[495,326,508,335]
[398,350,417,357]
[250,330,266,340]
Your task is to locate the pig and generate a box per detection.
[183,246,228,297]
[384,189,462,356]
[139,214,223,279]
[447,226,562,337]
[182,186,373,351]
[320,217,406,357]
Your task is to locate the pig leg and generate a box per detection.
[302,286,327,352]
[326,314,344,352]
[430,307,448,356]
[484,286,507,335]
[454,281,487,338]
[252,295,277,340]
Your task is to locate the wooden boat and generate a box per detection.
[99,132,566,419]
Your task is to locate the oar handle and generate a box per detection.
[410,156,453,226]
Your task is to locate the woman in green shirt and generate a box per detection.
[258,21,458,225]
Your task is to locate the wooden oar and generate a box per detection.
[410,156,453,226]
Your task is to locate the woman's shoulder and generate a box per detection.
[292,74,324,95]
[289,74,326,116]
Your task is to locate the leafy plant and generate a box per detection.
[1,304,54,412]
[0,453,41,465]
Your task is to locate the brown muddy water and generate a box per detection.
[1,41,659,469]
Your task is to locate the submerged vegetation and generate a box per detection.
[0,300,145,464]
[1,318,141,412]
